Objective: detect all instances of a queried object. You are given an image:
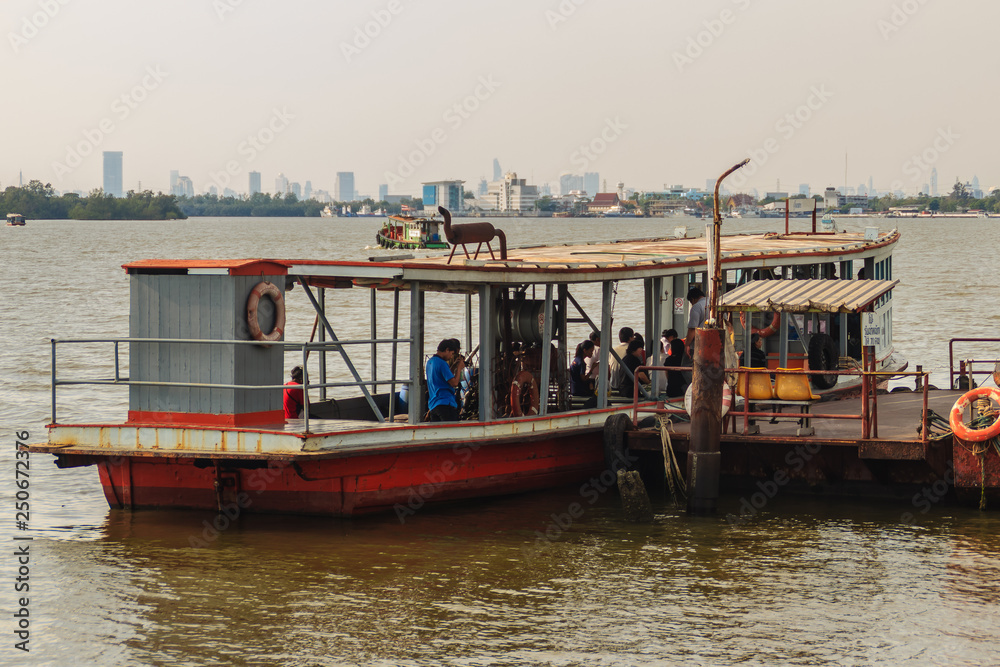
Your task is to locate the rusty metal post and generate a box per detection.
[687,327,725,514]
[784,199,790,235]
[861,346,869,438]
[915,364,923,391]
[811,207,817,233]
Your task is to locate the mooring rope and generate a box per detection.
[657,415,687,506]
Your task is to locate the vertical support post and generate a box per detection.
[409,281,424,425]
[870,349,879,439]
[778,312,789,368]
[51,338,57,424]
[743,312,753,368]
[784,199,790,235]
[557,285,568,410]
[598,281,613,408]
[811,207,817,233]
[672,274,688,334]
[915,364,923,391]
[540,285,554,416]
[650,277,664,395]
[688,327,724,514]
[302,346,310,433]
[389,288,400,422]
[861,345,870,438]
[370,288,378,394]
[478,285,494,421]
[319,288,327,401]
[114,340,120,382]
[465,294,473,355]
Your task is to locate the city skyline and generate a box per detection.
[4,1,998,199]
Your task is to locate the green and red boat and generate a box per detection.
[376,214,449,250]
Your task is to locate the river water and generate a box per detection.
[2,216,1000,665]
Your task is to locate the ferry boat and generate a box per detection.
[6,213,26,226]
[29,198,922,518]
[376,214,449,250]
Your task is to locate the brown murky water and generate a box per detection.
[3,216,1000,665]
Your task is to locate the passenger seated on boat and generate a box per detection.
[570,340,596,397]
[426,339,464,422]
[748,333,768,369]
[663,337,687,398]
[283,366,305,419]
[583,331,601,382]
[608,327,635,392]
[619,339,651,398]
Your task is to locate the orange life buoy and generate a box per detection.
[247,281,286,342]
[752,312,781,338]
[949,387,1000,442]
[510,370,540,417]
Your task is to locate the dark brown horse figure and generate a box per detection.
[438,205,507,263]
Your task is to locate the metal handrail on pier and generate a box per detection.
[631,364,932,445]
[949,337,1000,389]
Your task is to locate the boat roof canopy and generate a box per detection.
[719,279,898,314]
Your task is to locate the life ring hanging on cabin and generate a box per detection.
[510,370,540,417]
[753,312,781,338]
[949,387,1000,442]
[247,280,286,342]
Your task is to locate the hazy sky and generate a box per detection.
[4,0,996,198]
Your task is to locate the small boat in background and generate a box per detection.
[377,214,449,250]
[6,213,26,226]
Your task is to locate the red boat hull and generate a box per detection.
[94,430,607,518]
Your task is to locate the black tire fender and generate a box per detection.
[603,413,634,473]
[809,333,839,390]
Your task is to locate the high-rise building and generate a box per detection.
[798,183,810,196]
[249,171,261,195]
[176,176,194,198]
[291,182,302,199]
[487,172,538,211]
[559,173,584,196]
[930,167,938,196]
[492,159,502,181]
[422,180,465,212]
[477,178,488,197]
[103,151,123,197]
[275,172,289,194]
[304,181,313,200]
[583,172,599,197]
[378,184,388,201]
[335,172,355,202]
[170,170,179,194]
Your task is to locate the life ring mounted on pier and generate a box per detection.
[949,387,1000,442]
[510,370,540,417]
[247,280,286,342]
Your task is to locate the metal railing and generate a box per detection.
[632,364,932,444]
[949,337,1000,389]
[50,336,413,432]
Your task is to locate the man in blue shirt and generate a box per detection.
[426,339,465,422]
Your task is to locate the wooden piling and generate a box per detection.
[687,326,725,514]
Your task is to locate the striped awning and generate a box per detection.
[719,279,898,314]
